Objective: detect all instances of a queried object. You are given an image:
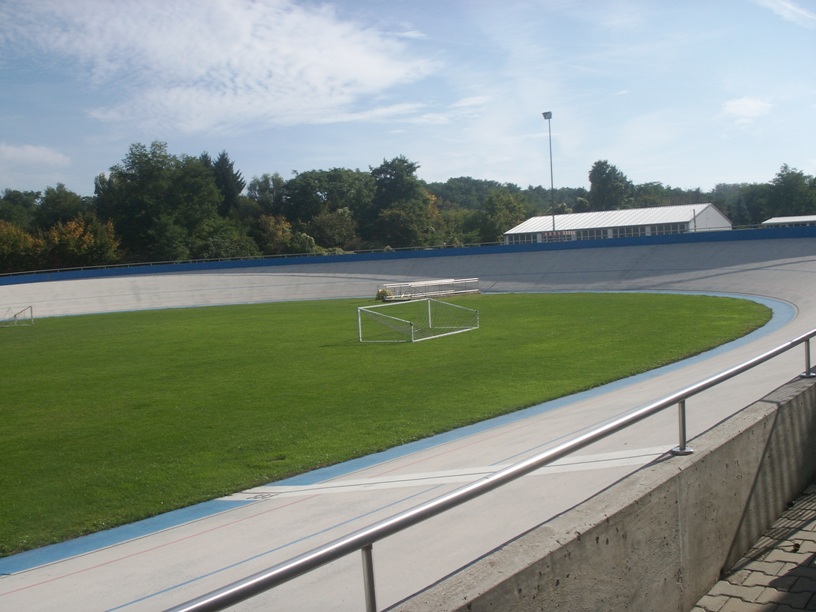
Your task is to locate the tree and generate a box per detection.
[711,183,765,226]
[437,207,481,246]
[190,218,259,260]
[41,217,120,269]
[166,155,221,232]
[365,156,438,246]
[479,191,528,243]
[766,165,816,218]
[373,197,441,248]
[371,156,424,206]
[281,168,374,236]
[307,208,358,250]
[94,142,222,262]
[95,142,176,258]
[0,220,42,272]
[0,189,39,230]
[208,151,246,217]
[35,183,89,229]
[255,214,293,255]
[426,176,507,210]
[588,160,633,211]
[247,173,286,216]
[283,170,331,223]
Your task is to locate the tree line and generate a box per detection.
[1,141,814,273]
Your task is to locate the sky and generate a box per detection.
[1,0,814,197]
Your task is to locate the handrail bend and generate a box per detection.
[168,328,816,612]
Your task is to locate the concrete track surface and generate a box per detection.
[2,237,816,611]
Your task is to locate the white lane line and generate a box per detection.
[226,447,668,501]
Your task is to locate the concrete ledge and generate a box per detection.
[391,376,816,612]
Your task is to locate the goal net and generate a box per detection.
[0,306,34,328]
[358,298,479,343]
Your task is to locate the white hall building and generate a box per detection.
[503,203,732,245]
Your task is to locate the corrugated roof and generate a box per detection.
[762,215,816,225]
[505,204,720,234]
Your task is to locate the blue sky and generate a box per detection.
[1,0,814,197]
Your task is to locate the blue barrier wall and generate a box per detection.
[2,225,815,287]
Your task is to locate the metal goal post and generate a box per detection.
[358,298,478,343]
[0,306,34,328]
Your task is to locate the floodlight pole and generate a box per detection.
[542,111,555,237]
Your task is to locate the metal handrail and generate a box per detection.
[168,329,816,612]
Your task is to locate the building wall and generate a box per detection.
[694,205,733,231]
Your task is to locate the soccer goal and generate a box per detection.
[0,306,34,328]
[358,298,479,343]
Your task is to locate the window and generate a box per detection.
[611,226,647,239]
[505,233,538,245]
[650,223,688,235]
[576,228,608,241]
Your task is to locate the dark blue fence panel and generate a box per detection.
[2,226,815,287]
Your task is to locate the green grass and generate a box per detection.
[0,293,770,556]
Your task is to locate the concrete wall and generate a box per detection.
[391,375,816,612]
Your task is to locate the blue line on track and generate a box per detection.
[0,500,251,575]
[110,485,444,610]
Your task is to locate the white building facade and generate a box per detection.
[503,204,732,245]
[761,215,816,228]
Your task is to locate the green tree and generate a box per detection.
[711,183,764,226]
[588,160,634,211]
[766,165,816,218]
[307,208,358,250]
[247,173,286,216]
[479,191,528,242]
[166,156,221,232]
[373,197,441,248]
[0,189,39,230]
[438,207,481,246]
[283,170,331,223]
[207,151,246,217]
[281,168,373,238]
[254,214,293,255]
[95,142,223,262]
[634,182,670,208]
[365,156,438,246]
[0,220,42,272]
[35,183,89,229]
[190,218,259,259]
[95,142,176,258]
[426,176,507,210]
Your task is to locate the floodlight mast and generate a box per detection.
[542,111,555,236]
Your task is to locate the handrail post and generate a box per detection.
[671,399,693,455]
[802,338,816,378]
[362,544,377,612]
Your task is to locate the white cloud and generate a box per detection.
[2,0,437,133]
[754,0,816,29]
[450,96,491,109]
[0,143,71,167]
[722,97,773,125]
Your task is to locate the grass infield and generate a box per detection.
[0,292,770,556]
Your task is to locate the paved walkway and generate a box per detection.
[693,484,816,612]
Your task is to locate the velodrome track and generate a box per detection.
[2,236,816,611]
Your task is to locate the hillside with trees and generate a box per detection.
[1,141,814,274]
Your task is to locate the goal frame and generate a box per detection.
[357,298,479,343]
[0,306,34,328]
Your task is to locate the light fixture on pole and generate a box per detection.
[542,111,555,237]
